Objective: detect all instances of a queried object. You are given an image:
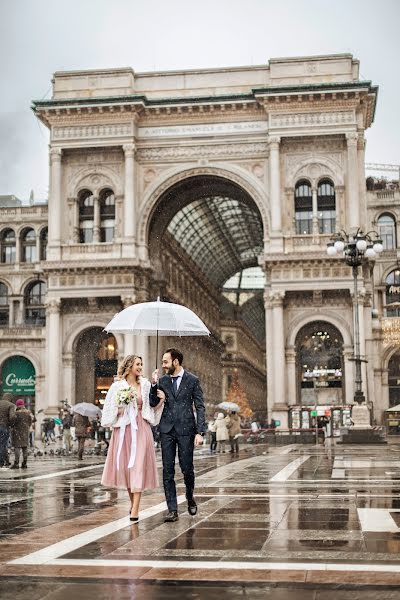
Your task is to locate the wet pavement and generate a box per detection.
[2,441,400,597]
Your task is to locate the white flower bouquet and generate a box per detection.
[115,385,138,409]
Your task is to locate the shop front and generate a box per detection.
[289,405,352,436]
[1,355,36,412]
[386,404,400,435]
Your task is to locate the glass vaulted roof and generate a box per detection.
[167,196,263,288]
[222,267,266,342]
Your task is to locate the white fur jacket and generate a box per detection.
[101,377,156,428]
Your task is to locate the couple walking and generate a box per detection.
[101,348,205,522]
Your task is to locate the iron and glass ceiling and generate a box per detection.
[167,196,263,288]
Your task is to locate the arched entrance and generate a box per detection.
[1,355,36,412]
[147,174,266,420]
[75,328,118,405]
[388,349,400,408]
[291,321,348,434]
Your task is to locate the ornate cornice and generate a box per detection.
[137,141,268,162]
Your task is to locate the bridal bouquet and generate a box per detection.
[115,385,138,409]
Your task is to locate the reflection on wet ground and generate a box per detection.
[2,442,400,597]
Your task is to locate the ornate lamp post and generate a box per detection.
[326,229,383,409]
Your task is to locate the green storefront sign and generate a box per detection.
[1,356,35,395]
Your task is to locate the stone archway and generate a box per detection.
[145,173,266,418]
[74,327,118,405]
[295,320,345,407]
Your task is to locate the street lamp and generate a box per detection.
[326,228,383,406]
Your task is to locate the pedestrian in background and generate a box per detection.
[0,392,15,468]
[10,399,32,469]
[208,413,218,453]
[227,410,241,453]
[215,412,229,453]
[62,411,73,452]
[72,412,89,460]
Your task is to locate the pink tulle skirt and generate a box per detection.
[101,412,159,492]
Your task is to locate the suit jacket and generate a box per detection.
[149,370,206,436]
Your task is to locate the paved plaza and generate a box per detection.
[1,441,400,598]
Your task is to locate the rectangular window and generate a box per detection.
[295,212,312,235]
[318,211,336,234]
[0,309,9,326]
[2,247,16,263]
[25,308,45,326]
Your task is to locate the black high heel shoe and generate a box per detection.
[129,515,139,522]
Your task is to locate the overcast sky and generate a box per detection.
[0,0,398,200]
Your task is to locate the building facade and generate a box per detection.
[1,53,398,432]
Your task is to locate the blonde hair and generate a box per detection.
[117,354,142,382]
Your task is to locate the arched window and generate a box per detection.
[99,189,115,242]
[1,229,16,264]
[0,282,9,326]
[78,190,94,243]
[40,228,48,261]
[378,213,396,250]
[295,180,312,234]
[317,179,336,234]
[25,281,46,326]
[385,270,400,317]
[21,228,36,263]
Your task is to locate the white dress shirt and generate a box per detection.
[171,368,184,391]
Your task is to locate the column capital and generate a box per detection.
[345,132,358,145]
[123,143,135,157]
[267,135,281,147]
[121,294,136,308]
[45,298,61,314]
[265,289,285,307]
[49,147,62,160]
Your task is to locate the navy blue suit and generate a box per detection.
[149,370,205,511]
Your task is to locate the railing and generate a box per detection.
[0,326,45,336]
[0,205,48,217]
[376,191,395,199]
[61,243,122,258]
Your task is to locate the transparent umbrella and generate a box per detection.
[105,297,210,368]
[73,403,102,418]
[217,401,240,412]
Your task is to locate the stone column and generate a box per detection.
[15,234,21,263]
[48,148,62,260]
[346,133,360,229]
[123,143,136,257]
[68,197,79,243]
[264,291,274,417]
[8,298,14,327]
[312,187,319,236]
[268,136,282,233]
[17,297,24,325]
[35,232,40,262]
[357,134,367,229]
[335,185,344,231]
[286,348,297,406]
[343,347,355,406]
[93,196,100,243]
[136,336,149,376]
[271,291,286,407]
[121,295,136,356]
[46,298,61,413]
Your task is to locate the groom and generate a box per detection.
[150,348,206,522]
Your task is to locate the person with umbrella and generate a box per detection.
[100,355,159,522]
[150,348,206,522]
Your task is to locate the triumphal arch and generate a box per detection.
[4,53,383,428]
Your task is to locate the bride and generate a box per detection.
[101,354,162,521]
